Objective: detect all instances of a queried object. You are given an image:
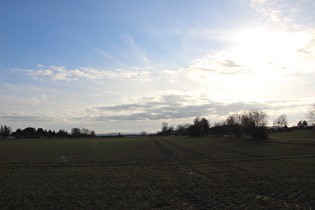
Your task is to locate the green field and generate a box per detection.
[0,137,314,209]
[269,129,315,140]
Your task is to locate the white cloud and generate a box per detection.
[26,94,49,105]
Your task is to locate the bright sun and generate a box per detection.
[234,28,309,71]
[194,27,312,101]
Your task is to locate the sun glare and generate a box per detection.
[235,28,307,67]
[230,28,311,83]
[191,28,313,101]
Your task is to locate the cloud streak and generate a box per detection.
[83,92,271,122]
[14,66,152,82]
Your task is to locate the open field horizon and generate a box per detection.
[0,135,314,209]
[1,1,314,208]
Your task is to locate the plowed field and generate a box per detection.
[0,137,314,209]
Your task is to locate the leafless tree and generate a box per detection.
[241,110,268,139]
[273,115,288,128]
[140,131,147,136]
[306,104,315,126]
[226,114,243,137]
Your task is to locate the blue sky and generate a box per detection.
[1,0,315,133]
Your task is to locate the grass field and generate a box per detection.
[0,136,314,209]
[269,129,315,140]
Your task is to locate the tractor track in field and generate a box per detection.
[152,139,212,209]
[154,138,314,209]
[152,138,266,209]
[160,138,314,177]
[200,143,262,157]
[199,143,315,166]
[153,139,206,180]
[162,139,315,166]
[153,139,313,209]
[153,138,261,209]
[0,158,177,169]
[159,138,236,169]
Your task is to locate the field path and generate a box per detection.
[152,137,315,209]
[152,138,266,209]
[153,139,206,179]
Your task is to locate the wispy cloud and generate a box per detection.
[14,66,152,82]
[250,0,294,28]
[27,94,49,105]
[250,0,315,29]
[122,34,151,67]
[0,93,50,107]
[92,48,115,61]
[281,80,315,91]
[0,115,55,123]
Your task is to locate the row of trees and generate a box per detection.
[70,128,95,138]
[1,104,314,139]
[272,115,308,129]
[0,127,96,138]
[12,128,69,138]
[158,110,269,139]
[158,105,315,139]
[158,117,210,137]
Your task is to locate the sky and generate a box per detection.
[1,0,314,134]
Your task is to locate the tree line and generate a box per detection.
[0,126,95,139]
[158,110,269,139]
[1,104,314,139]
[158,106,315,139]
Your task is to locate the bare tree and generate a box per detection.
[158,122,174,135]
[210,121,228,136]
[0,125,3,138]
[297,120,308,128]
[200,118,210,136]
[140,131,147,136]
[71,128,81,137]
[187,117,210,137]
[0,125,12,138]
[176,124,190,136]
[306,104,315,126]
[273,115,288,129]
[226,114,243,137]
[241,110,268,139]
[162,122,168,133]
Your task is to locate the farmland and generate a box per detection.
[0,136,314,209]
[269,129,315,140]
